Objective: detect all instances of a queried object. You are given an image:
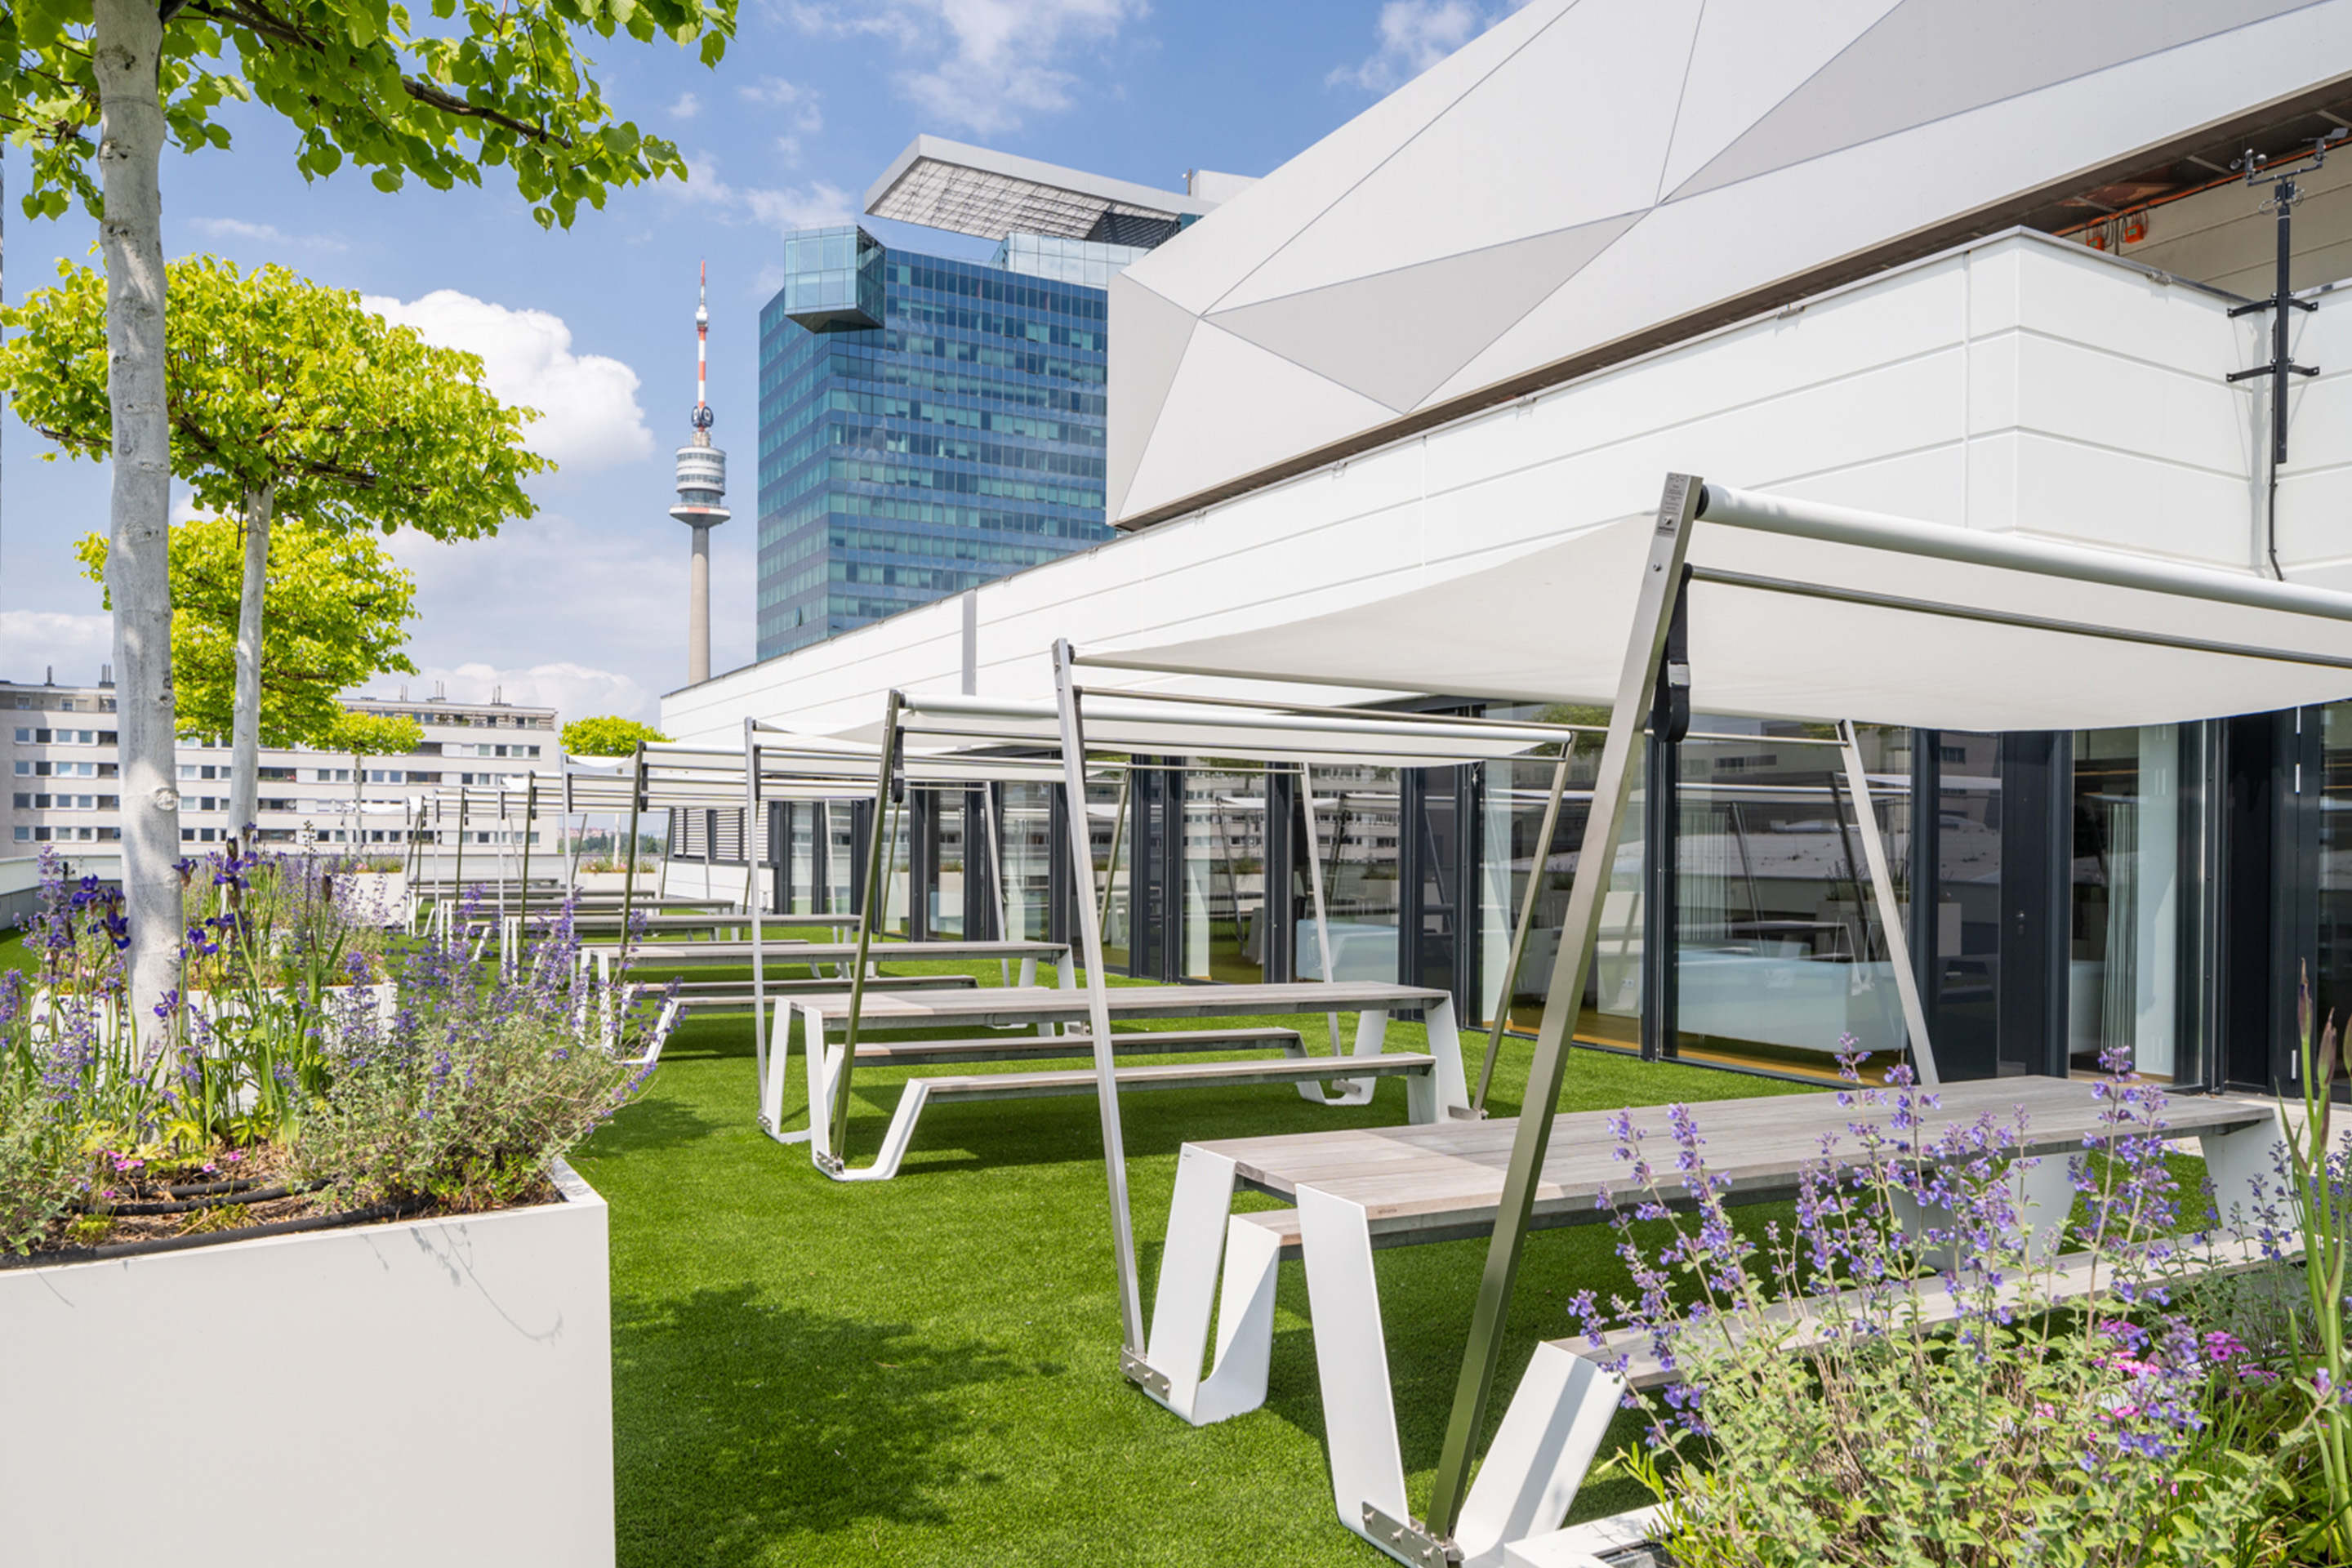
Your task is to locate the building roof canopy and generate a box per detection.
[865,135,1214,243]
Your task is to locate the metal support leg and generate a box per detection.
[2202,1109,2287,1232]
[1426,473,1702,1544]
[1836,720,1940,1089]
[1136,1145,1281,1426]
[1055,639,1147,1356]
[1299,1185,1411,1553]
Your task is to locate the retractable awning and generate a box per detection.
[1085,486,2352,732]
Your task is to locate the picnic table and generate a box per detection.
[766,981,1471,1183]
[1134,1076,2283,1562]
[599,938,1075,1014]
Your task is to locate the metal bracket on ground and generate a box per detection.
[1119,1348,1171,1399]
[1361,1504,1460,1567]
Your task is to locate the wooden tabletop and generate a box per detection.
[1194,1077,2276,1240]
[792,980,1449,1031]
[590,938,1069,965]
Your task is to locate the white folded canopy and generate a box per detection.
[1082,487,2352,733]
[858,693,1569,768]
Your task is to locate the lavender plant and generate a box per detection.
[291,897,662,1214]
[1579,1046,2294,1566]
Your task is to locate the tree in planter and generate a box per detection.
[0,0,736,1045]
[73,515,422,760]
[559,715,669,759]
[2,256,543,840]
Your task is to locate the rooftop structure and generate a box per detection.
[863,135,1219,247]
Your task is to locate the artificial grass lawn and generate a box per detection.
[569,940,1818,1566]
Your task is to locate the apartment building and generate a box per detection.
[4,670,558,850]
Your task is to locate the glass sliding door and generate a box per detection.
[1476,721,1643,1052]
[1671,722,1915,1082]
[2070,725,2184,1079]
[1087,770,1133,971]
[1180,764,1268,982]
[1001,781,1054,942]
[1298,764,1401,982]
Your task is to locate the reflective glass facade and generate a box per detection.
[755,227,1117,660]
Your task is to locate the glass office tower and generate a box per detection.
[755,225,1120,660]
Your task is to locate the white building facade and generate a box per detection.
[5,674,557,853]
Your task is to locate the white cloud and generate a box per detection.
[369,662,657,727]
[187,216,348,252]
[737,76,826,165]
[679,154,857,236]
[359,291,654,472]
[668,91,704,119]
[791,0,1143,135]
[1326,0,1494,92]
[0,612,114,688]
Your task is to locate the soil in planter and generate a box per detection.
[16,1143,562,1264]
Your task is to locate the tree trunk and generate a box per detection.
[228,478,274,839]
[94,0,180,1046]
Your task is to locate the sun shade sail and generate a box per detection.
[845,693,1566,768]
[1083,487,2352,733]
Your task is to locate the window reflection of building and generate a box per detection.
[2071,726,2184,1080]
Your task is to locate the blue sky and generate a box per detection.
[0,0,1508,722]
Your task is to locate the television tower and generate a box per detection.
[670,261,730,684]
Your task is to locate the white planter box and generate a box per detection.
[0,1160,613,1568]
[340,868,408,926]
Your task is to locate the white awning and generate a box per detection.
[855,693,1569,768]
[1082,487,2352,733]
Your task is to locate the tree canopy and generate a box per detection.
[0,0,733,229]
[323,710,422,758]
[561,715,669,757]
[77,518,419,747]
[0,256,549,536]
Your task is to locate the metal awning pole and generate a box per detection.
[1472,736,1577,1114]
[982,778,1013,943]
[1296,762,1343,1059]
[1054,641,1145,1356]
[746,719,768,1096]
[518,777,536,967]
[831,693,902,1161]
[619,745,646,964]
[1425,474,1701,1546]
[1835,719,1940,1089]
[564,769,581,892]
[1096,767,1131,935]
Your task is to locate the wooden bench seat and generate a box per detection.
[811,1051,1442,1181]
[914,1052,1437,1104]
[852,1026,1305,1067]
[1572,1232,2283,1391]
[672,973,976,1009]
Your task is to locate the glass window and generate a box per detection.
[926,789,966,938]
[1089,769,1134,972]
[1482,715,1644,1054]
[2071,726,2184,1079]
[1673,722,1916,1081]
[1001,781,1055,942]
[1181,764,1267,982]
[1298,764,1401,982]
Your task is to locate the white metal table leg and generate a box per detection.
[1454,1343,1629,1568]
[1422,994,1470,1117]
[1313,1009,1392,1106]
[761,997,812,1146]
[1297,1184,1409,1548]
[2201,1109,2286,1233]
[1137,1145,1280,1425]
